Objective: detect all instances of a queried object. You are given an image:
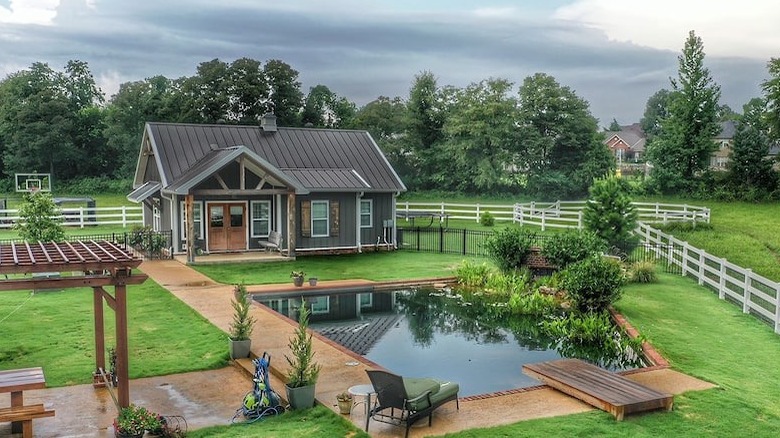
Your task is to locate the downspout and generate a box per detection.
[392,192,399,249]
[356,192,363,253]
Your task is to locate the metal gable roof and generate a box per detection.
[144,122,406,193]
[127,181,161,203]
[282,168,371,192]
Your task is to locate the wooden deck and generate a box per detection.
[523,359,673,420]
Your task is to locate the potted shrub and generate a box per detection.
[308,277,318,286]
[113,404,158,438]
[291,271,305,287]
[284,302,321,409]
[229,283,256,359]
[336,391,353,414]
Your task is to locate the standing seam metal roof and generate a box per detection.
[147,123,406,193]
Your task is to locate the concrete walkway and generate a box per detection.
[10,259,717,437]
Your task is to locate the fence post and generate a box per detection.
[743,269,752,314]
[697,250,705,286]
[462,228,467,255]
[518,205,523,225]
[774,284,780,334]
[578,211,582,230]
[416,227,420,252]
[439,226,444,253]
[541,212,546,231]
[681,242,689,277]
[122,205,127,228]
[530,201,535,216]
[475,204,480,223]
[719,259,727,299]
[440,203,445,220]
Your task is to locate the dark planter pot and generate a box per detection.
[293,277,304,287]
[229,339,251,359]
[115,430,144,438]
[286,384,316,409]
[308,278,318,286]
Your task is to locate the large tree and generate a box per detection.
[0,61,105,182]
[517,73,613,199]
[646,31,721,194]
[444,78,521,192]
[264,59,304,127]
[640,88,673,139]
[728,98,777,192]
[764,58,780,141]
[403,71,450,189]
[301,85,356,128]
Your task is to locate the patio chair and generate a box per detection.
[365,369,459,438]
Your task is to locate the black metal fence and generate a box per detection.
[0,230,174,260]
[397,226,683,274]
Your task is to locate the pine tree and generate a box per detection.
[646,31,721,194]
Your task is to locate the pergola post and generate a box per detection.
[287,191,296,258]
[93,288,105,376]
[114,284,130,408]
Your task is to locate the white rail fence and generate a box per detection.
[637,223,780,334]
[0,206,143,229]
[396,201,710,231]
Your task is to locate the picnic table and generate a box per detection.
[0,367,55,437]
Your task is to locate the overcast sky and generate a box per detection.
[1,0,778,125]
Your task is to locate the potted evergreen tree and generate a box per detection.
[229,283,256,359]
[284,302,321,409]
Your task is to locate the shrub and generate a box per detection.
[59,176,133,194]
[541,230,606,268]
[508,290,558,316]
[629,261,657,283]
[14,191,66,242]
[583,175,639,252]
[456,260,492,287]
[561,256,625,313]
[484,227,536,273]
[479,210,495,227]
[485,269,531,296]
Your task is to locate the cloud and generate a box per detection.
[555,0,780,59]
[0,0,59,25]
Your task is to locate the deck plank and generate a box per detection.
[523,359,673,420]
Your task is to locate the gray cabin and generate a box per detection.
[127,114,406,258]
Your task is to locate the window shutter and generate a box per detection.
[330,200,339,237]
[301,200,311,237]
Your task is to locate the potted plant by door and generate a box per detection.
[285,302,321,409]
[291,271,305,287]
[229,283,256,359]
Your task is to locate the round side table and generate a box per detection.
[347,384,375,418]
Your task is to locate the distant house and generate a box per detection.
[127,114,406,258]
[710,120,737,170]
[603,123,646,163]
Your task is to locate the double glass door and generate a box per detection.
[208,203,246,251]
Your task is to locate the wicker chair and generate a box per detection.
[365,370,459,437]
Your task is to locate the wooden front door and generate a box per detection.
[208,203,247,252]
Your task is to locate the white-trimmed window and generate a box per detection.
[309,296,329,314]
[360,199,373,228]
[152,206,161,232]
[180,201,203,242]
[251,200,271,237]
[311,200,329,237]
[359,293,372,309]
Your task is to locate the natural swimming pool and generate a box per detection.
[256,286,644,397]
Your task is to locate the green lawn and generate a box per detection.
[192,251,481,285]
[0,280,228,386]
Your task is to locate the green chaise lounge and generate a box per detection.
[366,369,459,438]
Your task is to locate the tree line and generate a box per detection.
[0,31,778,200]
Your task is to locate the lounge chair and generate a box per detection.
[365,369,459,437]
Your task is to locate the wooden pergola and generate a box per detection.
[0,240,148,408]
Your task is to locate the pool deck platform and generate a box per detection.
[523,359,674,421]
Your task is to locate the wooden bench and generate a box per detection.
[523,359,673,421]
[0,404,55,438]
[259,230,283,253]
